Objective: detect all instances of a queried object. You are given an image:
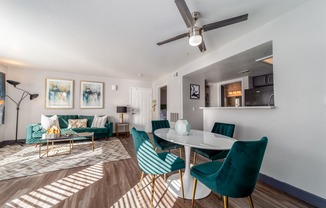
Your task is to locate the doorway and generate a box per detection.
[129,87,152,132]
[159,85,167,120]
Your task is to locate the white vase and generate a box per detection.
[175,119,191,136]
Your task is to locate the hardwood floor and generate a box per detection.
[0,135,312,208]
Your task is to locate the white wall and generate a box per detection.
[152,74,182,122]
[207,83,217,107]
[152,0,326,199]
[1,68,151,141]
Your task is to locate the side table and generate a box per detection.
[115,123,130,137]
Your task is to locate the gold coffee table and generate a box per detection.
[39,132,94,158]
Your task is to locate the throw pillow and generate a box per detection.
[41,114,60,130]
[91,115,108,128]
[68,119,88,128]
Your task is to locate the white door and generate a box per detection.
[130,87,152,132]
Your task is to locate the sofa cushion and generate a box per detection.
[57,115,78,128]
[72,127,108,134]
[41,114,59,130]
[68,119,87,128]
[91,115,108,128]
[32,125,42,132]
[78,115,94,127]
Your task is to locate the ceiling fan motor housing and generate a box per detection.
[192,11,200,21]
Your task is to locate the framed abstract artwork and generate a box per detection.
[45,78,74,109]
[190,84,200,99]
[0,72,5,124]
[80,81,104,109]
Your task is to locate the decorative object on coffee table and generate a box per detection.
[43,126,61,139]
[5,79,39,145]
[45,78,74,109]
[80,81,104,109]
[175,119,191,136]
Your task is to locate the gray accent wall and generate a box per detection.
[182,77,205,130]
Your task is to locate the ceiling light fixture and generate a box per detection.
[238,69,251,74]
[189,26,202,46]
[256,55,273,65]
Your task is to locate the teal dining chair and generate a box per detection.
[191,137,268,208]
[152,120,183,157]
[193,122,235,164]
[131,127,185,206]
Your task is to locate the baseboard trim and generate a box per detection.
[259,173,325,207]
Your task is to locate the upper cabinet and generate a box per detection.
[253,74,273,87]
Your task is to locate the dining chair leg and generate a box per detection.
[191,178,197,208]
[193,152,197,165]
[138,171,144,192]
[155,147,158,152]
[248,195,254,208]
[179,170,184,202]
[179,148,182,158]
[151,174,156,207]
[164,173,166,181]
[223,196,228,208]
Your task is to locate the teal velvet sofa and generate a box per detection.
[26,115,113,144]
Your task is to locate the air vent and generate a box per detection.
[170,113,179,122]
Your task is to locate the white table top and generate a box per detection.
[154,128,236,150]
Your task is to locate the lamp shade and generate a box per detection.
[30,94,39,100]
[7,80,20,87]
[117,106,127,113]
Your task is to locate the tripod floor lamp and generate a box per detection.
[6,80,39,145]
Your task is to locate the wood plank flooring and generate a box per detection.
[0,135,313,208]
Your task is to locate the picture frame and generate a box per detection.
[190,84,200,99]
[0,72,5,124]
[80,81,104,109]
[45,78,74,109]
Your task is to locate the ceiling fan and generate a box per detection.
[156,0,248,52]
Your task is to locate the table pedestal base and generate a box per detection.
[166,173,211,199]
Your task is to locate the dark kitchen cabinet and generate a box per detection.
[245,85,274,106]
[253,74,273,87]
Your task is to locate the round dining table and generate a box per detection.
[154,128,236,199]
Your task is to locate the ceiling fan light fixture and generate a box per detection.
[189,27,202,46]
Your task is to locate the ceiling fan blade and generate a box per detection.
[198,39,206,53]
[157,32,189,45]
[175,0,194,28]
[202,14,248,32]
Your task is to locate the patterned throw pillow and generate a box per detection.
[91,115,108,128]
[41,114,60,130]
[68,119,88,128]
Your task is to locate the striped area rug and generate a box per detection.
[0,139,131,181]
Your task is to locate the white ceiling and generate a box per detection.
[0,0,309,81]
